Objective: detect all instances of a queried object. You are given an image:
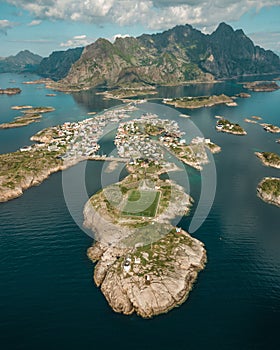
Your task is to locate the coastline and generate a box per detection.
[255,152,280,169]
[0,157,81,203]
[257,177,280,207]
[84,199,207,318]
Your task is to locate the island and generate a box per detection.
[257,177,280,207]
[0,114,42,129]
[235,92,251,98]
[243,81,280,92]
[0,106,55,129]
[244,118,258,124]
[11,105,33,110]
[99,87,158,100]
[163,94,234,109]
[84,114,219,317]
[255,152,280,169]
[0,104,223,317]
[260,123,280,133]
[244,116,263,124]
[0,87,21,95]
[216,118,247,135]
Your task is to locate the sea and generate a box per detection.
[0,73,280,350]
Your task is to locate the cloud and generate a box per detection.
[4,0,280,32]
[112,33,130,41]
[60,34,93,47]
[28,19,42,26]
[8,38,53,44]
[0,19,17,35]
[249,31,280,54]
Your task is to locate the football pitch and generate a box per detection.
[122,189,161,217]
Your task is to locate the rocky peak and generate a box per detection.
[57,22,280,88]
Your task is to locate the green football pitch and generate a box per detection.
[122,189,160,217]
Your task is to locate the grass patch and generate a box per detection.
[122,190,160,217]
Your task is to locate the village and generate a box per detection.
[115,114,220,170]
[21,104,138,160]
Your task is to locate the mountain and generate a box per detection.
[201,22,280,78]
[0,50,43,73]
[36,47,84,81]
[59,22,280,89]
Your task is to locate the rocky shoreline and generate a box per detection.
[0,158,80,203]
[83,140,207,318]
[257,177,280,207]
[255,152,280,169]
[85,199,206,318]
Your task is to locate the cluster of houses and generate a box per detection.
[20,104,138,160]
[115,115,183,164]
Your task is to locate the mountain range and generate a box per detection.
[36,47,84,81]
[1,23,280,89]
[0,50,42,74]
[58,22,280,89]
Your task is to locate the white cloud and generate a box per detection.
[4,0,280,32]
[249,31,280,54]
[28,19,42,26]
[112,33,130,41]
[60,34,93,47]
[0,19,17,34]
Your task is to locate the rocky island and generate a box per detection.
[0,106,55,129]
[0,114,42,129]
[0,87,21,95]
[84,115,215,317]
[216,118,247,135]
[243,81,280,92]
[255,152,280,169]
[99,87,158,101]
[260,123,280,133]
[235,92,251,98]
[163,94,234,109]
[257,177,280,207]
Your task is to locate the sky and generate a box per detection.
[0,0,280,58]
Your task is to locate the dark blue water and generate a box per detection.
[0,73,280,350]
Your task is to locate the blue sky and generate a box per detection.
[0,0,280,58]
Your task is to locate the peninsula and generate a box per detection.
[84,114,216,317]
[257,177,280,207]
[163,94,234,109]
[255,152,280,169]
[216,118,247,135]
[0,104,137,203]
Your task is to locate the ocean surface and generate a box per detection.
[0,73,280,350]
